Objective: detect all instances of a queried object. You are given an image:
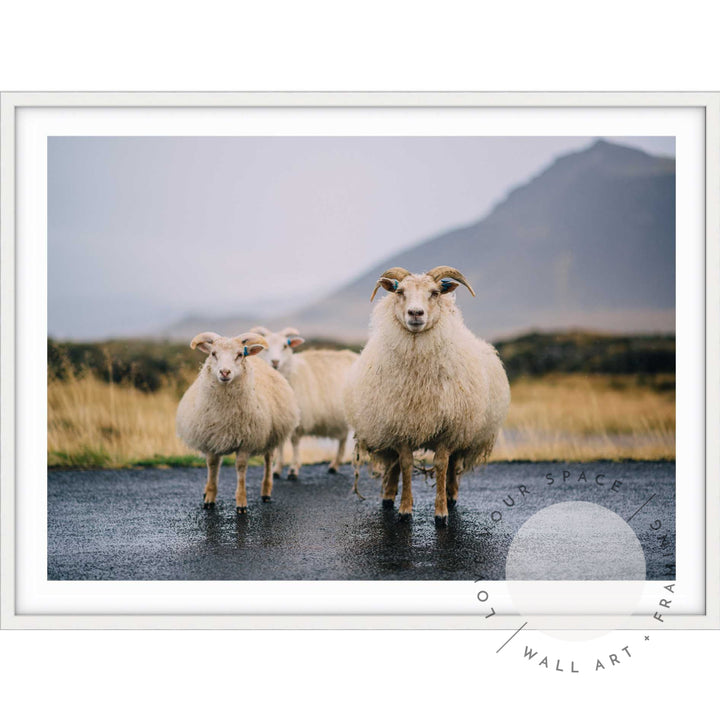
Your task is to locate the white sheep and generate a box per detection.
[251,326,358,479]
[344,266,510,526]
[176,331,300,514]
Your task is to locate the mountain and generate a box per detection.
[161,313,258,340]
[164,140,676,343]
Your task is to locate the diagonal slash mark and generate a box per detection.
[627,493,656,523]
[496,621,527,653]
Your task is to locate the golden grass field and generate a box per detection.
[48,370,675,468]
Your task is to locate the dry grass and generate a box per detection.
[48,371,675,468]
[493,374,675,461]
[48,370,194,467]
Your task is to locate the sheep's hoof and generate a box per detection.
[236,506,247,515]
[203,501,215,509]
[382,499,394,510]
[287,471,298,481]
[447,499,457,511]
[398,512,412,523]
[273,472,281,480]
[434,515,448,528]
[261,495,272,503]
[328,466,338,474]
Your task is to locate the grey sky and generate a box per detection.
[48,135,675,339]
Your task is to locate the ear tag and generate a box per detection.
[441,279,452,292]
[243,346,249,357]
[393,280,399,291]
[287,338,292,346]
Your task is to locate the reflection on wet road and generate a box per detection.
[48,462,675,581]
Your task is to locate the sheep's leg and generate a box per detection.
[235,451,250,514]
[261,452,273,502]
[203,453,221,508]
[287,433,301,480]
[351,439,366,500]
[397,446,414,520]
[433,447,451,527]
[381,459,400,509]
[447,454,460,510]
[272,444,284,479]
[329,435,347,474]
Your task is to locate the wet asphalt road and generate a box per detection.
[48,462,675,581]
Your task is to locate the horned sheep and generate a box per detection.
[343,266,510,526]
[251,327,358,479]
[176,331,300,514]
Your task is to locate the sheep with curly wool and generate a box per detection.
[176,331,300,514]
[343,266,510,526]
[251,326,358,478]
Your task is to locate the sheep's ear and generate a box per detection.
[287,337,305,349]
[235,332,269,352]
[190,332,221,354]
[439,280,459,294]
[244,343,266,357]
[370,277,399,301]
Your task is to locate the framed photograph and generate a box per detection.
[1,92,718,629]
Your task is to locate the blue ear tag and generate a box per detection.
[441,279,452,292]
[287,338,292,346]
[243,346,249,357]
[393,280,399,291]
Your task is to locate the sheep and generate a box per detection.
[176,331,300,514]
[343,266,510,527]
[250,326,359,479]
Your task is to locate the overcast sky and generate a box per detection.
[48,135,675,339]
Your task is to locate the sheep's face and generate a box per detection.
[250,328,305,373]
[190,333,268,385]
[379,274,459,333]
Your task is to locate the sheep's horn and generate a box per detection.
[280,327,300,337]
[370,267,411,302]
[235,332,269,349]
[190,331,222,350]
[426,266,476,297]
[250,326,271,336]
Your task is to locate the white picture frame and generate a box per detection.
[1,91,718,630]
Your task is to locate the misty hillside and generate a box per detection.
[161,314,259,342]
[164,140,675,342]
